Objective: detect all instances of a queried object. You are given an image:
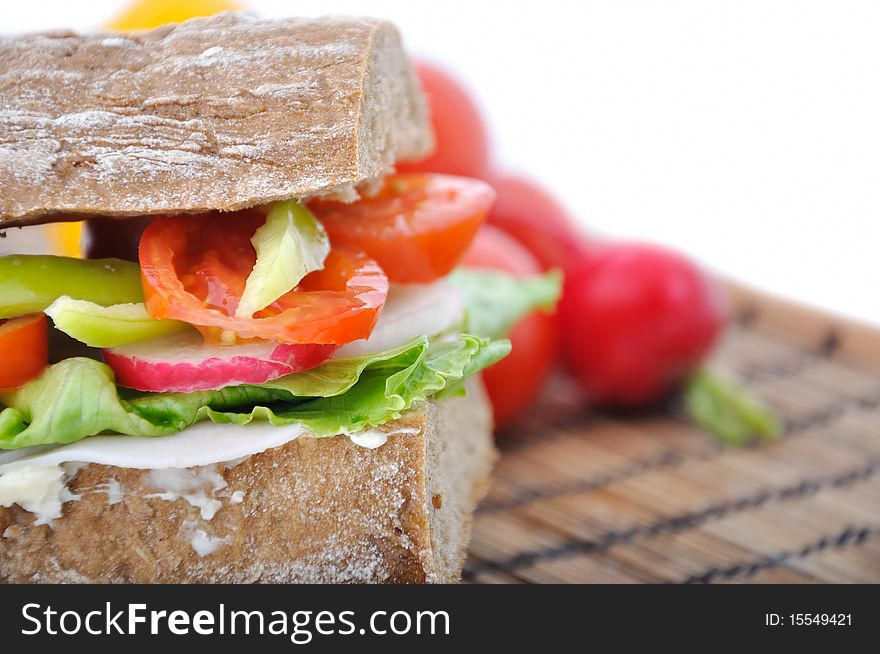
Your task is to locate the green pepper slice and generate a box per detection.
[0,255,143,319]
[44,297,190,348]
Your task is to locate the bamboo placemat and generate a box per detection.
[465,286,880,583]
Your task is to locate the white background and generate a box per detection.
[4,1,880,325]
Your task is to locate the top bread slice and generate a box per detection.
[0,13,432,227]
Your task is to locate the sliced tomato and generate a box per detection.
[309,174,495,283]
[0,314,49,390]
[139,211,388,346]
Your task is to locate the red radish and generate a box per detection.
[104,332,336,392]
[560,243,726,407]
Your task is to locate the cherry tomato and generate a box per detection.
[397,62,491,178]
[560,243,726,407]
[311,174,494,283]
[0,314,48,390]
[462,225,558,429]
[139,211,388,346]
[485,173,589,272]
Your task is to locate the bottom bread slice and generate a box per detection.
[0,379,496,583]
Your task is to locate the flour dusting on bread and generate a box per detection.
[0,13,431,226]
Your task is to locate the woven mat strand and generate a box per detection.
[465,287,880,583]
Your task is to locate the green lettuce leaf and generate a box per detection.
[236,200,330,318]
[0,334,508,449]
[450,267,563,339]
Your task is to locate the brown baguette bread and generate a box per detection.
[0,13,495,586]
[0,380,495,583]
[0,13,431,227]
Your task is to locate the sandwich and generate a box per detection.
[0,13,559,583]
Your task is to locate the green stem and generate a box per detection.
[684,369,782,446]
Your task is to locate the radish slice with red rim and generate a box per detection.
[104,332,336,392]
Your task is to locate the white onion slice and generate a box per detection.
[334,281,463,358]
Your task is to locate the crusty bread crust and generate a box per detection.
[0,13,431,227]
[0,381,494,583]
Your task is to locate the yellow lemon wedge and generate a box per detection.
[49,0,245,257]
[106,0,244,31]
